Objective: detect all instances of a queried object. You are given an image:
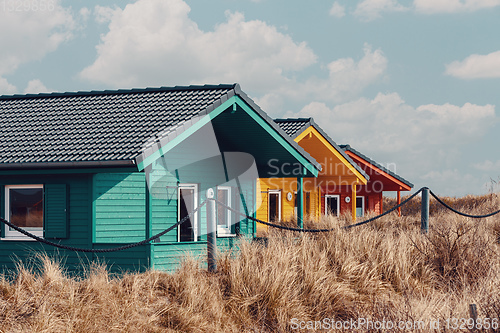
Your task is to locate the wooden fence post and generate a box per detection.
[206,188,217,273]
[297,177,303,229]
[469,304,478,332]
[421,187,429,233]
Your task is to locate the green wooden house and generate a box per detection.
[0,84,320,273]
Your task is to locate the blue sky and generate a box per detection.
[1,0,499,196]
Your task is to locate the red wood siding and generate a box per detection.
[321,185,383,216]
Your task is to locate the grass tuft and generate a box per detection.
[0,193,499,332]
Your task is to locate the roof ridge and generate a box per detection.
[340,144,414,188]
[0,83,238,100]
[274,117,312,123]
[272,118,369,181]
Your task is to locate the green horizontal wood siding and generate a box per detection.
[93,173,146,243]
[0,174,93,274]
[92,244,150,273]
[148,157,256,271]
[149,168,178,243]
[151,242,207,272]
[216,237,240,252]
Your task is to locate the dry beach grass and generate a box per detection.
[0,193,499,332]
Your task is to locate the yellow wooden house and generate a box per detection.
[257,118,369,233]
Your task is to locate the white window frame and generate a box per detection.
[325,194,340,216]
[216,186,234,237]
[268,190,281,221]
[177,184,198,242]
[4,184,44,239]
[356,196,365,218]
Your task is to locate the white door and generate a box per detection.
[325,195,340,216]
[178,184,198,242]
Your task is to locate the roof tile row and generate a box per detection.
[0,85,235,165]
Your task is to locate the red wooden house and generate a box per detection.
[270,118,413,220]
[324,144,413,217]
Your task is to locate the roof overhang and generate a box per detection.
[136,95,321,178]
[294,126,368,184]
[344,149,413,191]
[0,160,137,172]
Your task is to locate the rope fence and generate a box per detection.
[429,190,500,219]
[0,186,498,254]
[213,187,423,232]
[0,201,207,253]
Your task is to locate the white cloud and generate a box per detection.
[414,0,500,14]
[474,160,500,172]
[94,5,118,24]
[421,169,480,195]
[253,92,286,116]
[1,78,51,96]
[313,44,387,101]
[0,77,17,95]
[354,0,408,21]
[289,93,495,152]
[284,93,496,194]
[257,44,387,110]
[82,0,388,111]
[81,0,317,93]
[445,50,500,79]
[346,0,500,20]
[0,0,75,77]
[79,7,91,22]
[330,2,346,17]
[416,102,496,138]
[24,79,50,94]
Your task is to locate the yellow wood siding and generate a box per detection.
[256,125,368,233]
[256,177,321,234]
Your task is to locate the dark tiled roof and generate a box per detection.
[339,144,414,188]
[273,118,311,138]
[274,118,369,181]
[0,84,237,167]
[0,84,322,173]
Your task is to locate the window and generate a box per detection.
[178,184,198,242]
[268,190,281,222]
[4,185,44,238]
[356,196,365,218]
[294,192,311,216]
[325,195,339,216]
[217,186,233,236]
